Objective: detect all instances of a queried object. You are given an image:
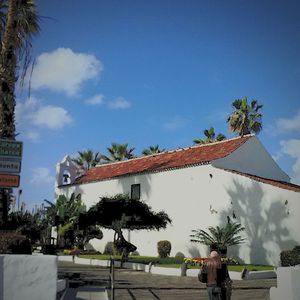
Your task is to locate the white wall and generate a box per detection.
[270,266,300,300]
[212,136,290,182]
[57,164,300,265]
[0,255,57,300]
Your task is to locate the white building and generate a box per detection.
[55,135,300,266]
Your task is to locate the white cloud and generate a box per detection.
[107,97,131,109]
[84,94,104,105]
[31,105,72,129]
[163,116,186,130]
[30,167,54,185]
[31,48,102,96]
[279,139,300,184]
[15,96,73,141]
[25,131,40,142]
[275,110,300,133]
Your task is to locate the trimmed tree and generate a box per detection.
[80,193,172,262]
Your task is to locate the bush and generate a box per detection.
[42,244,57,255]
[131,250,140,256]
[293,246,300,253]
[103,241,114,255]
[280,246,300,266]
[0,231,27,254]
[10,239,32,254]
[175,251,185,258]
[103,241,121,255]
[157,240,171,258]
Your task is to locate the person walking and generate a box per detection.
[201,251,225,300]
[209,244,232,300]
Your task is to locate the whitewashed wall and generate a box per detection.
[57,163,300,266]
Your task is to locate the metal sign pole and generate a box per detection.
[110,257,115,300]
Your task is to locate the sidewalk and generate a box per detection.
[58,261,276,300]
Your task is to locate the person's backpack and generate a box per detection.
[198,266,207,283]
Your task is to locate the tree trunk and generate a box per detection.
[0,0,20,139]
[114,229,137,266]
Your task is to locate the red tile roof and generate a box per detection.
[73,135,252,185]
[223,169,300,193]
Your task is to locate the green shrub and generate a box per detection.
[103,241,114,255]
[42,244,56,255]
[131,250,140,256]
[0,231,27,254]
[103,241,121,255]
[293,246,300,253]
[157,240,171,258]
[280,246,300,266]
[175,251,185,258]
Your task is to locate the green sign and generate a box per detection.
[0,139,22,158]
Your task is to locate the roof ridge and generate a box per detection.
[95,134,254,168]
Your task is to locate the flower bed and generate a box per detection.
[184,256,238,267]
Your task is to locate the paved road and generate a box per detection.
[58,261,276,300]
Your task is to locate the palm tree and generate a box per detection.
[101,143,135,162]
[0,0,39,139]
[190,223,245,254]
[72,149,101,172]
[0,0,39,227]
[193,127,226,144]
[142,145,165,156]
[227,98,263,137]
[44,193,86,248]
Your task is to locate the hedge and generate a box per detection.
[280,246,300,266]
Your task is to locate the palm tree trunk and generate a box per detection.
[0,0,20,139]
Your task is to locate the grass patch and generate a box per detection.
[228,265,273,272]
[78,254,184,264]
[77,255,273,271]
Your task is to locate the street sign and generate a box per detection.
[0,139,23,158]
[0,174,20,188]
[0,158,21,173]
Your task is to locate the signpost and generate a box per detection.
[0,139,23,223]
[0,139,23,188]
[0,158,21,173]
[0,174,20,188]
[0,139,22,157]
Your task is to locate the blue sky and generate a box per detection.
[15,0,300,211]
